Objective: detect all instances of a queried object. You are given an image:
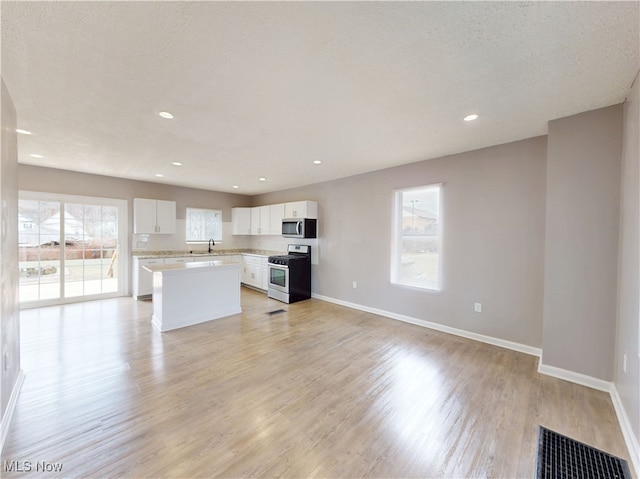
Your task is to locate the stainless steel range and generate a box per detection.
[267,245,311,304]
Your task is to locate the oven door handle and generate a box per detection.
[268,263,288,269]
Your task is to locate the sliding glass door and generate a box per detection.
[18,199,62,301]
[19,192,127,306]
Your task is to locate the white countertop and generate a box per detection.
[132,249,282,260]
[143,259,240,274]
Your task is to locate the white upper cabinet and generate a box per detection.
[156,200,177,233]
[284,201,317,219]
[269,204,285,235]
[232,201,318,235]
[232,207,251,235]
[250,206,270,235]
[260,206,270,235]
[133,198,176,234]
[250,207,260,235]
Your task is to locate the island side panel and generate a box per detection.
[152,264,241,332]
[151,271,164,331]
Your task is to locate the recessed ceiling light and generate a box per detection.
[259,177,267,182]
[29,154,44,159]
[159,111,174,119]
[155,173,164,178]
[172,162,182,166]
[464,114,479,122]
[16,129,31,135]
[232,185,239,189]
[313,160,322,165]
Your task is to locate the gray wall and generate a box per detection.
[1,80,20,435]
[542,105,623,381]
[14,100,637,456]
[254,136,548,348]
[18,165,251,223]
[18,165,253,293]
[615,72,639,442]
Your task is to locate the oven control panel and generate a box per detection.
[268,257,289,266]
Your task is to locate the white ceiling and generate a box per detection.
[2,1,639,195]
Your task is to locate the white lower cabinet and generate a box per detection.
[241,254,268,291]
[261,261,268,290]
[132,258,164,299]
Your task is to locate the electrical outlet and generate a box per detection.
[474,302,482,313]
[352,281,357,289]
[623,353,627,373]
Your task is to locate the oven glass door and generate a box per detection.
[268,264,289,292]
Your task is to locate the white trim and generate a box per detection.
[537,362,613,392]
[390,183,443,292]
[17,191,129,304]
[311,293,541,357]
[534,361,639,477]
[1,370,25,454]
[311,293,638,472]
[610,385,640,477]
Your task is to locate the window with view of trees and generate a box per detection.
[391,184,442,290]
[185,208,222,243]
[18,192,127,304]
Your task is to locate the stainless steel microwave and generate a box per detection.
[282,218,317,238]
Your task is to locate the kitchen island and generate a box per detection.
[143,260,241,332]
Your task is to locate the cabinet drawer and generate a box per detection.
[164,257,193,264]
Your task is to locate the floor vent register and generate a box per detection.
[536,426,631,479]
[266,309,287,316]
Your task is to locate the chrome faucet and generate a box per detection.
[208,238,215,253]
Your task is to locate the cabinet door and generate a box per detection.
[260,258,268,290]
[259,206,270,235]
[241,256,250,284]
[269,204,284,235]
[250,263,262,288]
[137,258,163,297]
[232,207,251,235]
[250,207,261,235]
[303,201,318,219]
[133,198,157,234]
[156,200,176,234]
[284,201,302,218]
[284,200,317,219]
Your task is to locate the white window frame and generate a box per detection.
[18,190,129,308]
[391,183,442,291]
[185,207,222,244]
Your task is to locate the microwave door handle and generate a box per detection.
[296,221,301,236]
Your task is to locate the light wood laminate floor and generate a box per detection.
[3,289,631,478]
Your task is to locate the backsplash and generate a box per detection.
[132,220,319,263]
[132,220,250,252]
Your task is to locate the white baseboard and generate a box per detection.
[1,369,25,454]
[537,362,613,392]
[312,293,638,476]
[610,385,640,477]
[312,293,542,357]
[506,357,639,477]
